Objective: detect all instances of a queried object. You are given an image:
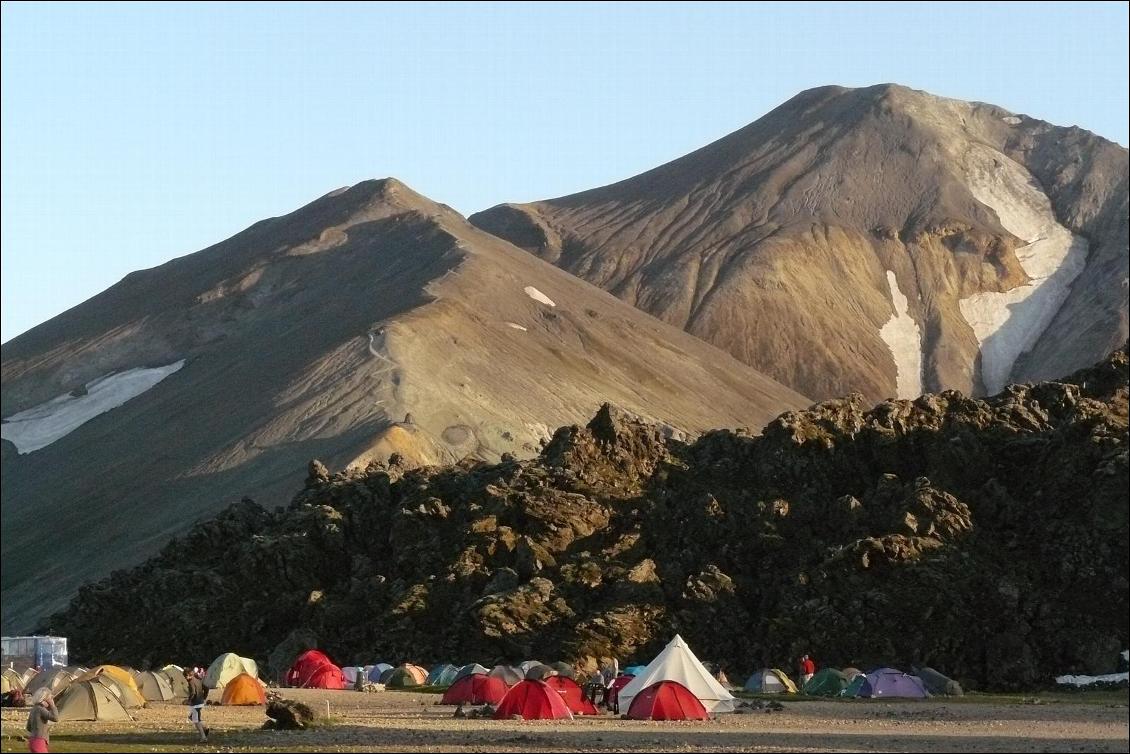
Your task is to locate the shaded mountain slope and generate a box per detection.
[1,179,806,631]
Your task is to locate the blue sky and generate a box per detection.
[2,2,1127,342]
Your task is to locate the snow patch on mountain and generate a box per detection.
[878,270,924,398]
[1,360,185,453]
[959,146,1089,394]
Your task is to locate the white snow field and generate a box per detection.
[1,360,185,453]
[523,286,556,306]
[878,270,924,398]
[960,145,1089,394]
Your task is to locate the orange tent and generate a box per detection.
[220,673,266,706]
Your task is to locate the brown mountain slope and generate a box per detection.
[471,84,1129,402]
[0,179,807,632]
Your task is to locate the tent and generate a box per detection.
[607,674,635,710]
[626,680,710,721]
[453,663,489,683]
[385,664,428,688]
[94,675,146,709]
[842,667,864,681]
[489,665,523,686]
[802,668,847,697]
[221,673,267,705]
[426,664,459,686]
[858,668,929,699]
[343,666,363,685]
[524,664,553,681]
[743,668,797,694]
[841,674,867,698]
[161,669,190,700]
[549,661,575,679]
[134,671,175,702]
[623,665,647,677]
[519,660,545,674]
[56,680,132,722]
[617,635,736,714]
[24,668,78,698]
[205,653,258,690]
[367,663,393,683]
[76,665,141,698]
[287,650,337,688]
[440,674,509,705]
[493,680,574,720]
[20,668,39,686]
[1,668,23,693]
[913,666,964,696]
[544,675,598,715]
[305,663,346,689]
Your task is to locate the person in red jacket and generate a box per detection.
[800,655,816,685]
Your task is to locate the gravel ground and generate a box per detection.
[2,688,1127,752]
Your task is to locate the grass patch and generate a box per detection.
[388,684,448,694]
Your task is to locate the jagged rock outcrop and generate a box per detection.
[43,347,1129,690]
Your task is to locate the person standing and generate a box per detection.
[25,688,58,753]
[184,668,210,743]
[800,654,816,685]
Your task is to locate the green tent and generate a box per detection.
[385,666,421,688]
[803,668,847,696]
[840,674,867,697]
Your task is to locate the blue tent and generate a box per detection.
[623,665,647,677]
[453,663,489,683]
[426,663,459,686]
[367,663,393,683]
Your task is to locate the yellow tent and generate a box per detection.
[204,652,258,690]
[92,675,146,709]
[1,667,23,693]
[76,665,142,698]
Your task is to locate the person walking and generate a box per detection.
[25,688,58,753]
[184,668,210,743]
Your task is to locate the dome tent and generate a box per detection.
[493,680,573,720]
[426,663,459,686]
[24,668,79,698]
[440,674,509,705]
[626,680,709,721]
[204,652,258,690]
[75,666,141,698]
[56,680,132,722]
[488,665,523,686]
[743,668,797,694]
[222,673,267,705]
[385,664,428,688]
[858,668,929,698]
[453,663,489,683]
[802,668,848,696]
[367,663,393,683]
[134,671,175,701]
[544,675,598,715]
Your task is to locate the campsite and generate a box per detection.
[2,637,1127,752]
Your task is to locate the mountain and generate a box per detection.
[44,346,1129,690]
[471,84,1129,403]
[0,178,807,632]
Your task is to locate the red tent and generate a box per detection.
[544,675,599,715]
[607,673,635,708]
[626,680,709,721]
[286,650,333,687]
[441,674,509,705]
[305,663,346,690]
[493,680,574,720]
[286,650,346,689]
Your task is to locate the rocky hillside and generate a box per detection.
[472,84,1129,404]
[44,346,1129,690]
[0,178,805,633]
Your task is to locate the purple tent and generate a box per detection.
[859,668,929,698]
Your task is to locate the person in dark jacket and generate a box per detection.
[25,688,58,753]
[184,668,210,742]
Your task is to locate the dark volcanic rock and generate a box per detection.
[42,347,1129,690]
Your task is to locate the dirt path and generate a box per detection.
[2,689,1127,752]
